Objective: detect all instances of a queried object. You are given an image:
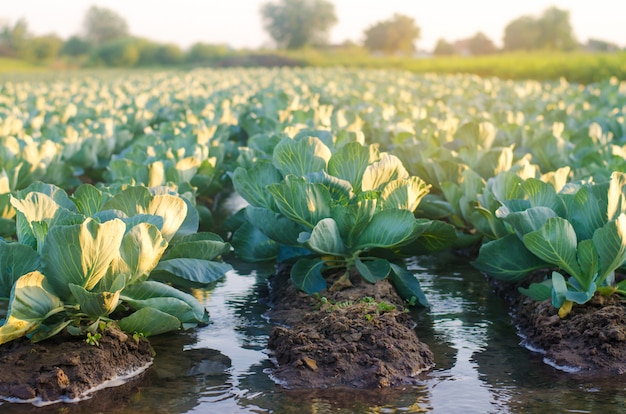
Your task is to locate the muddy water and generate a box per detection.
[2,254,626,413]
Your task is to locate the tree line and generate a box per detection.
[0,1,622,68]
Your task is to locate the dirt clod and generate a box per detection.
[0,327,153,403]
[266,268,434,388]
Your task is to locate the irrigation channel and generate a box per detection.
[2,252,626,413]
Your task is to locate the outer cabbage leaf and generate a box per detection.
[522,217,581,280]
[354,209,419,250]
[472,234,549,282]
[361,154,409,192]
[118,307,181,337]
[0,271,64,345]
[151,258,232,288]
[107,222,168,285]
[231,222,279,262]
[245,206,303,246]
[267,176,331,230]
[272,136,331,177]
[327,142,371,192]
[231,161,282,209]
[381,176,430,212]
[290,258,326,294]
[388,263,429,307]
[299,218,345,256]
[0,240,41,298]
[42,218,126,299]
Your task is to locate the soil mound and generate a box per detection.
[0,327,153,404]
[516,293,626,374]
[266,268,434,388]
[489,272,626,375]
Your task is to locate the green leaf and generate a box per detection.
[519,280,552,301]
[68,278,124,318]
[354,209,419,250]
[306,171,353,204]
[17,182,77,212]
[108,223,168,285]
[245,206,304,246]
[362,154,409,192]
[42,218,126,299]
[593,214,626,284]
[0,271,64,345]
[151,258,231,288]
[521,178,566,216]
[355,258,390,283]
[118,307,181,337]
[331,194,377,247]
[607,172,626,221]
[472,234,549,282]
[327,142,371,192]
[11,192,83,249]
[0,240,41,298]
[267,176,331,229]
[103,187,187,241]
[562,184,607,241]
[231,221,279,262]
[501,206,559,240]
[381,177,430,212]
[388,263,428,307]
[72,184,108,217]
[272,136,331,177]
[576,239,598,287]
[301,218,345,256]
[551,271,568,308]
[122,280,208,323]
[523,217,581,280]
[400,219,457,255]
[290,258,326,294]
[165,239,230,262]
[231,161,282,209]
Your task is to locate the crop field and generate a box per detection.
[1,67,626,409]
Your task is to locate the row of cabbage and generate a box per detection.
[1,68,625,345]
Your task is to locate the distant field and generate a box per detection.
[282,50,626,84]
[0,57,41,73]
[1,51,624,84]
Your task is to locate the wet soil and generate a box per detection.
[490,273,626,375]
[266,267,435,389]
[0,327,153,404]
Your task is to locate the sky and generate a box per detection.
[2,0,625,51]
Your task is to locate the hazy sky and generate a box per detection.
[3,0,625,50]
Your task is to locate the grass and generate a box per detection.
[277,49,626,84]
[0,57,42,73]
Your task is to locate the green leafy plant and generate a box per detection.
[232,134,456,307]
[473,172,626,317]
[0,182,232,345]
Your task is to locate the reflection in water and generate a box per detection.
[3,253,626,413]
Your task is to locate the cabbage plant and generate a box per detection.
[473,172,626,316]
[232,133,456,307]
[0,182,232,344]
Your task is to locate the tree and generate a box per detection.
[186,42,229,65]
[586,38,620,53]
[503,7,577,52]
[503,16,540,51]
[363,14,420,55]
[61,35,93,57]
[537,6,577,51]
[82,5,129,45]
[0,18,30,57]
[433,38,455,56]
[260,0,337,49]
[23,34,63,63]
[467,32,497,55]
